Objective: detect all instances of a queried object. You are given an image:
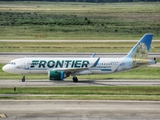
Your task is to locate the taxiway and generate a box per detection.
[0,100,160,120]
[0,80,160,87]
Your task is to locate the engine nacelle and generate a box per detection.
[48,70,66,80]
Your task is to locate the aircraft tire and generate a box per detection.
[22,76,25,82]
[73,77,78,83]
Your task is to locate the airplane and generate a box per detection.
[2,33,157,82]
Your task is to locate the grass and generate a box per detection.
[0,95,160,101]
[0,1,159,101]
[0,42,160,52]
[1,95,160,100]
[0,2,160,40]
[0,86,159,95]
[0,86,160,100]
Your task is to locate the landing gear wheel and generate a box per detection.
[22,76,25,82]
[73,77,78,83]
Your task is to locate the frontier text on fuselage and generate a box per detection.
[30,60,90,68]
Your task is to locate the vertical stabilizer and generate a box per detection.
[115,33,154,72]
[126,34,153,62]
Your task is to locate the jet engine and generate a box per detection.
[48,70,67,80]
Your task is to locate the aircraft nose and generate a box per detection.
[2,65,7,72]
[2,65,10,72]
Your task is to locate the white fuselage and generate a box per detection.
[3,57,129,75]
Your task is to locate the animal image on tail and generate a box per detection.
[132,42,148,67]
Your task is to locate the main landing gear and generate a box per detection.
[22,76,25,82]
[72,77,78,83]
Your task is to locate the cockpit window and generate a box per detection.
[8,62,16,65]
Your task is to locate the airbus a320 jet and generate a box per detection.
[2,34,156,82]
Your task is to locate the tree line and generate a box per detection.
[0,0,159,2]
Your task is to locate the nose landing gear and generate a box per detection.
[22,76,25,82]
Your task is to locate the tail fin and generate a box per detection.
[126,34,153,62]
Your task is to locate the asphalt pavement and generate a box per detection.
[0,100,160,120]
[0,80,160,87]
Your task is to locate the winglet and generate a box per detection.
[91,53,96,58]
[91,58,100,67]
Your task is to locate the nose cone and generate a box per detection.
[2,65,12,73]
[2,65,8,72]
